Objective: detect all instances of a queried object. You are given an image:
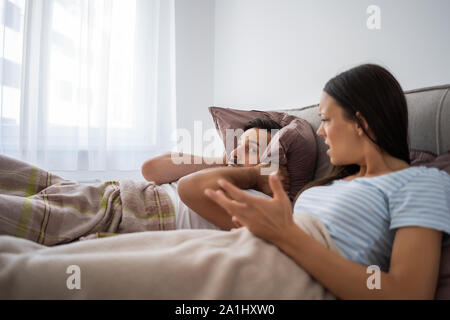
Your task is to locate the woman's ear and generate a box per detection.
[355,111,369,135]
[355,111,376,140]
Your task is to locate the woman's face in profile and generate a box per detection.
[316,91,363,166]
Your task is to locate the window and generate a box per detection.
[0,0,177,181]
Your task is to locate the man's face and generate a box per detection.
[227,128,272,167]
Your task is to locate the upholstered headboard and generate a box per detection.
[280,84,450,180]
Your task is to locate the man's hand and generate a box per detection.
[253,163,290,197]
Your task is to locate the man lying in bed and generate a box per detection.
[141,118,290,230]
[0,118,289,245]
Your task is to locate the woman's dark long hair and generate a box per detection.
[295,64,410,200]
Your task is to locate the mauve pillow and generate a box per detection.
[410,149,437,166]
[410,149,450,176]
[209,106,317,202]
[420,151,450,175]
[410,149,450,299]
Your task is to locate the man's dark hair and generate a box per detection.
[243,118,282,132]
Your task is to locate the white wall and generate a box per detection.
[175,0,218,156]
[213,0,450,109]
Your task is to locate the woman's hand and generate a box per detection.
[204,172,297,245]
[253,163,290,197]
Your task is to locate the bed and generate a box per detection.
[0,84,449,299]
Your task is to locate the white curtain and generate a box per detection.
[0,0,176,181]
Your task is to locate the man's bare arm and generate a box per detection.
[141,152,227,184]
[177,166,258,230]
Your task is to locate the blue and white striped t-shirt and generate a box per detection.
[293,166,450,272]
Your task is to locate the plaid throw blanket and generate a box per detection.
[0,154,176,246]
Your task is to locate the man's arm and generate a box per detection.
[141,152,227,184]
[177,166,258,230]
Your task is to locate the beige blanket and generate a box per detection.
[0,213,342,299]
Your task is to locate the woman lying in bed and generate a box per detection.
[141,118,290,230]
[177,64,450,299]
